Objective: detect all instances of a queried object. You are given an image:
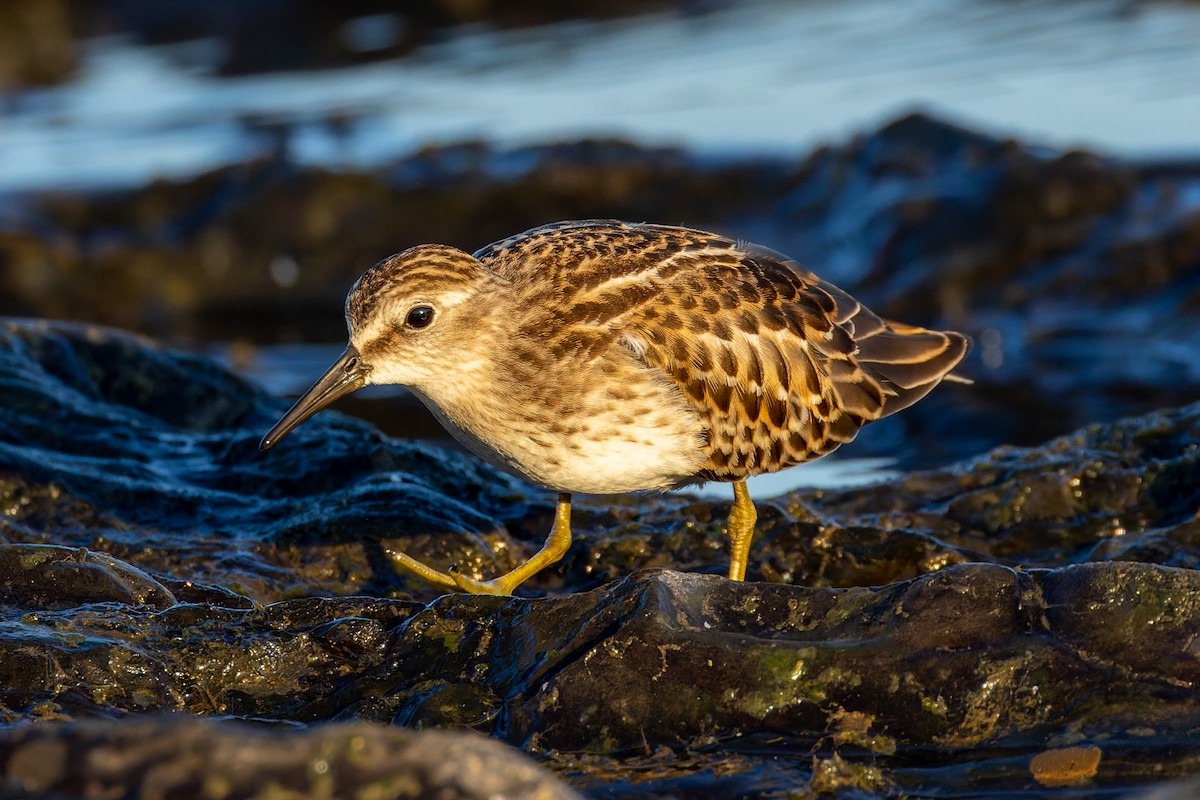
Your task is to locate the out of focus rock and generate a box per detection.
[0,0,76,90]
[0,717,582,800]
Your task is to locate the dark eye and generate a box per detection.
[405,306,434,329]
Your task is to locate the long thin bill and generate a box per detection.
[259,345,370,451]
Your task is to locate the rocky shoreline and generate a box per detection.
[0,318,1198,797]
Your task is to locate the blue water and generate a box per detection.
[3,0,1200,191]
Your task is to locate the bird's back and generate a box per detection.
[475,220,968,483]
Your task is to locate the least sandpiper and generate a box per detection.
[260,220,969,594]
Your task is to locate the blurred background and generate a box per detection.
[2,0,1199,483]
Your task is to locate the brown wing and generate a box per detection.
[741,243,972,416]
[479,221,968,481]
[617,236,969,481]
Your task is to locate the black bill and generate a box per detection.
[259,345,371,451]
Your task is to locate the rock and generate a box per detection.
[1,558,1199,795]
[0,142,786,345]
[8,318,1193,601]
[1030,745,1103,788]
[760,112,1200,465]
[1,316,1199,797]
[0,318,536,601]
[0,543,176,610]
[0,717,582,800]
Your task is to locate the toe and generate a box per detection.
[386,548,460,590]
[450,571,515,596]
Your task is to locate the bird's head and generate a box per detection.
[259,244,496,451]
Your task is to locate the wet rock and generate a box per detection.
[1029,745,1104,789]
[0,543,176,610]
[0,142,785,345]
[1,316,1199,596]
[2,321,1200,796]
[0,717,581,800]
[1,559,1199,795]
[0,318,537,601]
[767,113,1200,462]
[500,564,1200,757]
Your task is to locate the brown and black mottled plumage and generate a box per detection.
[261,220,970,595]
[477,220,967,480]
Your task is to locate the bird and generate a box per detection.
[259,220,969,595]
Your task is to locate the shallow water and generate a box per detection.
[3,0,1200,191]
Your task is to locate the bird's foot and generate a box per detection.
[446,566,525,596]
[386,549,518,596]
[386,493,574,596]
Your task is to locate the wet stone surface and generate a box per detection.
[1,319,1200,797]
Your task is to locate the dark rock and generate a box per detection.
[0,318,537,601]
[0,543,176,610]
[2,315,1199,594]
[1,314,1200,796]
[1,558,1199,795]
[0,717,582,800]
[764,113,1200,465]
[0,143,785,345]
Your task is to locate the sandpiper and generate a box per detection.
[260,220,969,594]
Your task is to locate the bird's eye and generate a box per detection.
[405,305,434,329]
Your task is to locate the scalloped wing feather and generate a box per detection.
[478,220,969,482]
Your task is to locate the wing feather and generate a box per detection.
[482,221,969,480]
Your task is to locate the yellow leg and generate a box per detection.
[726,480,758,581]
[387,493,573,596]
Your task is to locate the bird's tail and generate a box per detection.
[854,320,971,416]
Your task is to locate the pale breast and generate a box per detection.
[412,351,707,496]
